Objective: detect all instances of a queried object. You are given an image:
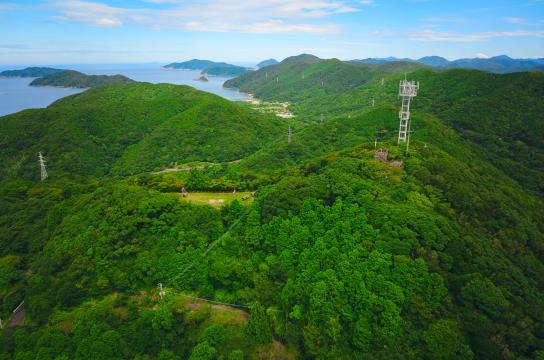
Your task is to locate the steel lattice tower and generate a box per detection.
[397,76,419,149]
[288,126,292,144]
[38,152,48,181]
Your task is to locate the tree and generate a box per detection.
[246,302,272,345]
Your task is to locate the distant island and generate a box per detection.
[194,74,209,82]
[0,67,64,78]
[351,55,544,73]
[30,70,134,88]
[163,59,248,77]
[256,59,279,68]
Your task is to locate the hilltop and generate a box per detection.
[29,70,134,88]
[163,59,248,76]
[0,67,64,78]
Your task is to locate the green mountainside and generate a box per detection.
[0,67,64,78]
[1,56,543,359]
[29,70,134,88]
[0,82,282,182]
[224,55,424,103]
[226,56,544,194]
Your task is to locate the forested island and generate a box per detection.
[29,70,134,88]
[163,59,248,76]
[256,59,279,68]
[0,67,64,78]
[0,54,543,359]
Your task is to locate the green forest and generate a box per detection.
[1,56,543,359]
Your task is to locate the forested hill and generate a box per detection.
[225,55,544,194]
[0,67,64,78]
[0,82,282,182]
[29,70,134,88]
[163,59,248,76]
[224,54,425,101]
[1,58,544,359]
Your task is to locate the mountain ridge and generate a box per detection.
[352,54,544,73]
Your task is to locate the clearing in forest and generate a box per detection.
[181,191,254,207]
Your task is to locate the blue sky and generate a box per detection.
[1,0,543,65]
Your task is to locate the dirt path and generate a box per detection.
[8,308,24,327]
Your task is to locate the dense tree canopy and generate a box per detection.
[0,59,543,359]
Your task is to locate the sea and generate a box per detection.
[0,63,248,117]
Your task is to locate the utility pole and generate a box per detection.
[374,139,377,148]
[276,76,279,84]
[320,113,324,124]
[372,99,375,107]
[381,78,384,86]
[38,152,48,181]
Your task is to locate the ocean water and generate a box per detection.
[0,64,248,117]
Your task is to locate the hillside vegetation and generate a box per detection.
[226,55,544,194]
[0,82,282,182]
[0,56,543,360]
[29,70,134,88]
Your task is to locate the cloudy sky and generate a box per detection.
[1,0,543,65]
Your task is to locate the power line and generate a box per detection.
[164,205,253,288]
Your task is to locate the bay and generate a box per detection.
[0,64,248,117]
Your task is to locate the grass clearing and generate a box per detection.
[182,191,254,207]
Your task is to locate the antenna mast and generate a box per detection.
[397,76,419,151]
[38,152,48,181]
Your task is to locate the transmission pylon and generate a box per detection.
[397,75,419,151]
[158,283,165,300]
[288,126,292,144]
[38,152,48,181]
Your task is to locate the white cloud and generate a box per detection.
[410,30,544,42]
[476,53,491,58]
[360,0,374,4]
[0,2,19,11]
[50,0,357,33]
[504,17,526,24]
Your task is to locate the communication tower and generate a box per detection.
[38,152,48,181]
[397,76,419,150]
